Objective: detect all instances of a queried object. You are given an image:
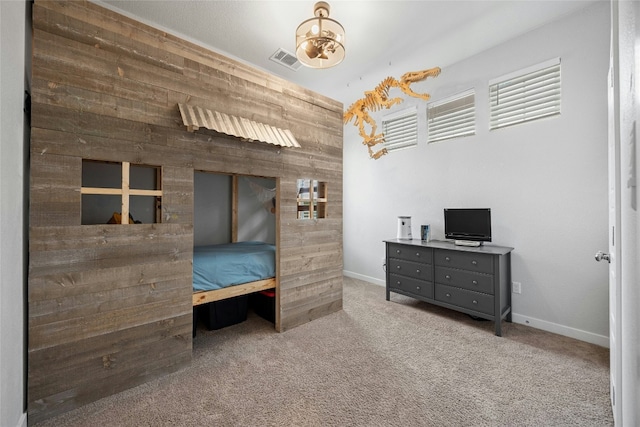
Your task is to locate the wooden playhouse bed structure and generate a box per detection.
[28,1,342,422]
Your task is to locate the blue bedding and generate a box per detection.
[193,241,276,292]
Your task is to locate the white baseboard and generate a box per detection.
[343,270,385,287]
[18,412,27,427]
[343,270,610,348]
[510,314,609,348]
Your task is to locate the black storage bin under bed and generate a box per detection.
[196,294,249,332]
[250,289,275,323]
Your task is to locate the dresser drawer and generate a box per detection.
[388,243,432,263]
[434,249,493,274]
[389,274,434,299]
[434,284,494,315]
[388,258,433,281]
[434,267,494,294]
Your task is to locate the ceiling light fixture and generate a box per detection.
[295,1,345,69]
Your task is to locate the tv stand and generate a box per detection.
[384,239,514,336]
[454,240,482,247]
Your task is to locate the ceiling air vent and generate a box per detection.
[269,48,302,71]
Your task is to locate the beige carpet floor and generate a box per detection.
[34,276,613,426]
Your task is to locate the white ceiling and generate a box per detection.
[98,0,597,104]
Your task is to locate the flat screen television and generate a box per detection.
[444,208,492,246]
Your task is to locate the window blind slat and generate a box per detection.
[490,106,560,128]
[491,97,561,118]
[495,64,560,87]
[491,97,561,121]
[427,91,475,143]
[428,109,475,130]
[490,61,561,130]
[429,118,475,132]
[428,106,475,123]
[491,94,561,114]
[429,126,475,141]
[428,94,475,113]
[491,83,561,107]
[429,127,475,143]
[495,68,560,92]
[382,109,418,153]
[493,76,560,96]
[385,133,417,144]
[385,118,416,131]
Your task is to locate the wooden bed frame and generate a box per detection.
[192,278,276,306]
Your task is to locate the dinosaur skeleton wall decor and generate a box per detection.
[344,67,441,159]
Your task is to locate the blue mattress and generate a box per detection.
[193,241,276,292]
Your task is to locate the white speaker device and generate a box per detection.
[397,216,412,239]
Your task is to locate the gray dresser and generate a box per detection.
[385,239,514,336]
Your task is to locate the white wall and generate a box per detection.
[0,1,28,426]
[343,2,611,345]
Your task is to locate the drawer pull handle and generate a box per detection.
[396,249,401,254]
[445,275,451,280]
[472,260,478,265]
[416,286,421,291]
[445,256,451,262]
[396,265,401,269]
[396,281,401,285]
[416,269,421,274]
[416,252,420,257]
[445,293,451,298]
[472,280,478,285]
[472,300,478,305]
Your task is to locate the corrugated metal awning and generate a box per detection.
[177,103,301,148]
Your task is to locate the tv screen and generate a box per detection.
[444,208,492,243]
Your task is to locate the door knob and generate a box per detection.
[595,251,610,262]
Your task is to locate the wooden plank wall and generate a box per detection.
[28,0,343,423]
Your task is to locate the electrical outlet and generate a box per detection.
[512,281,522,294]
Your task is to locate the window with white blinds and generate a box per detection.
[489,58,561,130]
[427,90,475,143]
[382,108,418,153]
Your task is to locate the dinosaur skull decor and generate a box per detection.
[344,67,442,159]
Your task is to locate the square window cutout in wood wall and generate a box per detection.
[296,179,327,219]
[81,160,162,225]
